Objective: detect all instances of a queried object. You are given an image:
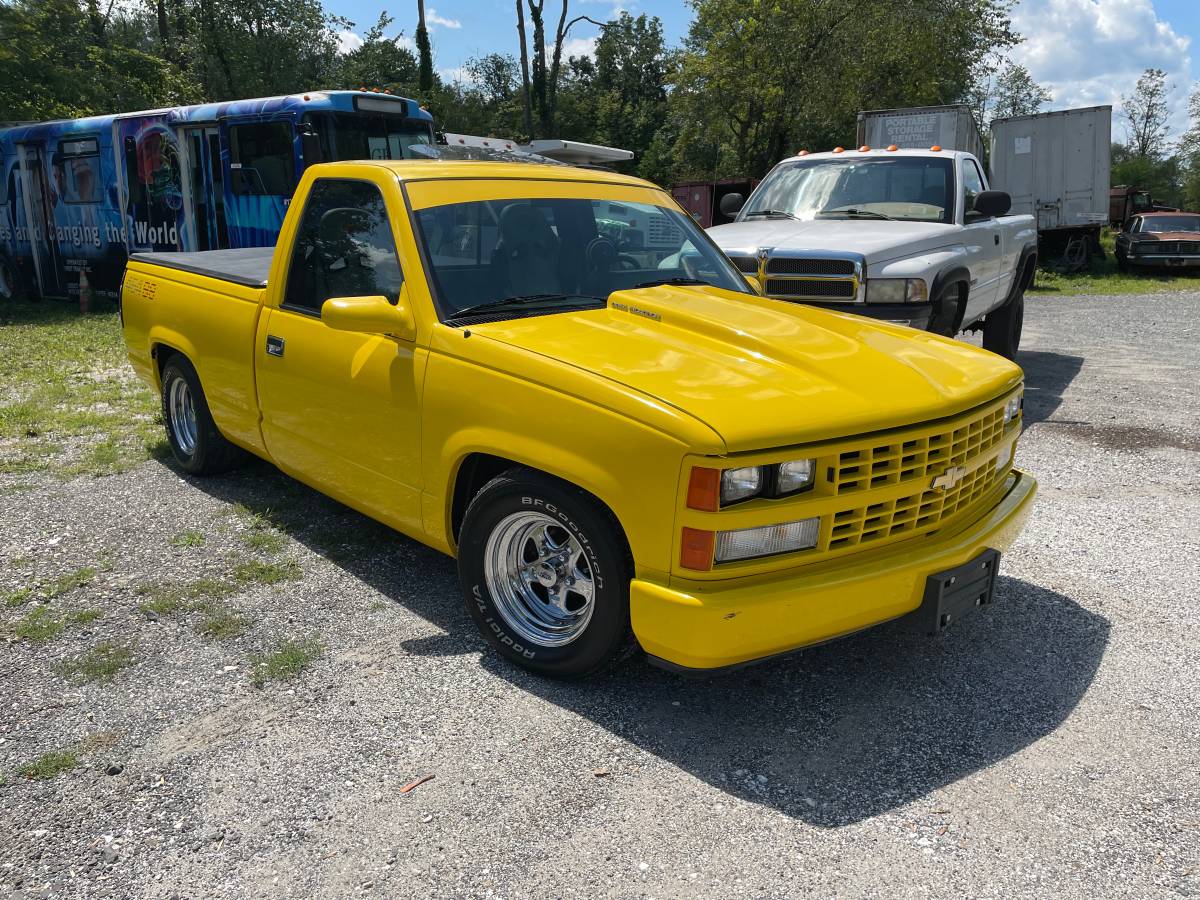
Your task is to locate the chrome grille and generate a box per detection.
[767,257,855,276]
[766,278,856,299]
[728,256,759,273]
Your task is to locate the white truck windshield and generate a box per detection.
[743,157,956,224]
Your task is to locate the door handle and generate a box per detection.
[266,335,285,357]
[994,234,1000,246]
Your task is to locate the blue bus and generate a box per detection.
[0,90,434,303]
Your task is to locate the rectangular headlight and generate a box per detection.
[777,458,815,494]
[715,517,820,563]
[721,466,764,505]
[1003,393,1022,425]
[865,278,927,305]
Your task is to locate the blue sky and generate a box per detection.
[331,0,1200,136]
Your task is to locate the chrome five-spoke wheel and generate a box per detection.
[484,511,595,648]
[167,375,199,455]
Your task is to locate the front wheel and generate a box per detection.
[982,292,1024,360]
[458,468,632,679]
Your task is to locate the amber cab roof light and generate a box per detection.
[930,145,942,152]
[858,145,870,152]
[832,146,845,153]
[887,144,898,151]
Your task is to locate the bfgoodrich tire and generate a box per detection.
[160,355,244,475]
[982,291,1024,360]
[458,468,632,679]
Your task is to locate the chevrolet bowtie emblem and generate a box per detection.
[930,466,967,492]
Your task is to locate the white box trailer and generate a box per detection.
[989,106,1111,235]
[856,104,984,158]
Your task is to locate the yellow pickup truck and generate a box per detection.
[121,156,1035,678]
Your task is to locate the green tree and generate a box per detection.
[1122,68,1171,159]
[336,13,418,89]
[0,0,194,121]
[415,0,433,92]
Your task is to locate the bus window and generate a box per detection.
[303,113,434,162]
[229,122,295,196]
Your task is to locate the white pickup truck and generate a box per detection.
[708,148,1037,358]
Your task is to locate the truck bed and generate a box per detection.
[129,247,274,288]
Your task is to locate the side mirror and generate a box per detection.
[322,286,416,341]
[719,192,745,217]
[299,123,323,166]
[972,190,1011,218]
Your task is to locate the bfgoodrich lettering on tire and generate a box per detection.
[458,467,632,678]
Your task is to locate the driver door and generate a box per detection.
[959,157,1000,324]
[255,175,424,534]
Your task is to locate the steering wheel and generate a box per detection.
[585,236,619,269]
[617,254,640,270]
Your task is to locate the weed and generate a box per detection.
[169,530,207,549]
[44,566,97,599]
[56,643,135,682]
[20,749,79,780]
[242,530,286,554]
[232,559,301,586]
[252,637,323,684]
[3,587,32,608]
[138,577,234,615]
[193,604,251,640]
[11,606,101,642]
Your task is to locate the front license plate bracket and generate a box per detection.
[911,548,1000,636]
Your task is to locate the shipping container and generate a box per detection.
[670,178,760,228]
[989,106,1111,235]
[856,105,984,158]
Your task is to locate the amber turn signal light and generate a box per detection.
[680,528,715,571]
[687,466,720,512]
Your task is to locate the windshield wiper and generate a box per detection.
[447,293,603,321]
[631,277,709,289]
[818,208,897,221]
[743,209,798,220]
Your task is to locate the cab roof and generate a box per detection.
[776,148,977,163]
[349,158,656,190]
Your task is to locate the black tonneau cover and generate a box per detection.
[129,247,274,288]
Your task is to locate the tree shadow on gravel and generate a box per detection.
[1017,349,1083,426]
[184,460,1108,828]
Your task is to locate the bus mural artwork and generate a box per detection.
[0,90,434,304]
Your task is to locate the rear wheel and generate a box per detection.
[982,292,1024,360]
[160,355,244,475]
[458,468,631,679]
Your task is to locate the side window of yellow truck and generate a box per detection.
[283,179,405,316]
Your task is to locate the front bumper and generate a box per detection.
[1128,255,1200,267]
[631,469,1036,672]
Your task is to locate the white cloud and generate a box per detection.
[427,8,462,29]
[439,66,474,85]
[334,29,364,55]
[1009,0,1193,138]
[562,36,598,59]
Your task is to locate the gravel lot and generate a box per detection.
[2,290,1198,899]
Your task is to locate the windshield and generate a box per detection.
[744,157,956,224]
[1139,215,1200,233]
[414,197,751,320]
[304,111,434,161]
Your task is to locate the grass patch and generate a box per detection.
[138,577,234,615]
[1029,229,1200,296]
[56,642,135,682]
[232,559,301,586]
[193,603,251,640]
[20,749,80,780]
[44,565,97,599]
[0,302,159,480]
[252,637,323,685]
[3,587,32,608]
[11,606,102,643]
[169,530,207,549]
[242,530,286,554]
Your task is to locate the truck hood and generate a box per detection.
[1133,231,1200,241]
[469,285,1021,454]
[708,218,955,264]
